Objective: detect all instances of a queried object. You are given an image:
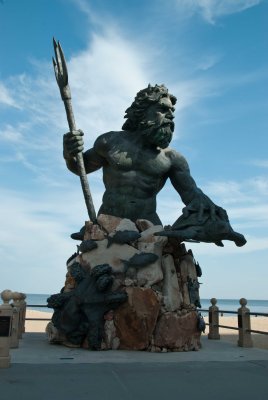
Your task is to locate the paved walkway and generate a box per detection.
[1,333,268,400]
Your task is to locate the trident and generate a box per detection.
[52,38,97,223]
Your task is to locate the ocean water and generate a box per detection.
[25,293,268,315]
[199,298,268,316]
[26,293,52,313]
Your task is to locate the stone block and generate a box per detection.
[162,254,183,311]
[179,254,197,281]
[135,219,154,232]
[97,214,122,233]
[114,287,160,350]
[116,219,139,232]
[179,254,197,306]
[84,221,105,241]
[46,322,66,344]
[81,239,139,273]
[136,242,163,287]
[154,311,201,350]
[139,225,167,244]
[104,320,118,349]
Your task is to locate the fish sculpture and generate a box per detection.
[107,230,141,248]
[195,261,202,278]
[121,252,158,273]
[78,239,98,253]
[197,313,206,333]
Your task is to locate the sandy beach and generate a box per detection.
[25,310,53,333]
[25,310,268,350]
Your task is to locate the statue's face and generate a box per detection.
[141,96,175,149]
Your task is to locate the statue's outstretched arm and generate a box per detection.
[168,150,224,221]
[161,150,246,247]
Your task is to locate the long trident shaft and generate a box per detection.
[52,38,97,223]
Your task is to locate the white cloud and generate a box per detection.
[195,54,222,71]
[0,124,23,142]
[0,29,149,156]
[0,187,104,293]
[203,177,268,205]
[190,234,268,255]
[0,28,152,215]
[68,30,149,136]
[176,0,262,24]
[156,175,268,257]
[0,82,19,108]
[200,178,268,243]
[251,159,268,168]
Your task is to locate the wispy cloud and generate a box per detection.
[156,174,268,257]
[175,0,262,24]
[195,53,222,71]
[0,124,23,142]
[69,30,149,135]
[250,159,268,168]
[0,82,19,108]
[0,187,104,293]
[203,177,268,204]
[190,234,268,255]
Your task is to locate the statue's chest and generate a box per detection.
[107,146,171,176]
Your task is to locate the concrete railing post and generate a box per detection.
[12,292,23,340]
[237,298,253,348]
[20,293,27,334]
[0,290,14,368]
[208,298,220,340]
[10,292,21,349]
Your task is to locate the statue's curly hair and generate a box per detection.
[122,84,177,131]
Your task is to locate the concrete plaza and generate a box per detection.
[1,333,268,400]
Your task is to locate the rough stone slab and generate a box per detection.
[135,219,154,232]
[97,214,122,234]
[80,239,139,273]
[154,311,201,350]
[179,254,197,306]
[103,320,119,350]
[114,287,160,350]
[139,225,167,244]
[163,239,187,259]
[162,254,182,311]
[136,242,163,287]
[46,322,66,344]
[115,218,139,232]
[179,254,197,281]
[84,221,105,241]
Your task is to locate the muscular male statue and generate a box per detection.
[63,84,246,247]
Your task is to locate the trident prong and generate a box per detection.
[53,37,69,99]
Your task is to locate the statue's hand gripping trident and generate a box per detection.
[52,38,97,223]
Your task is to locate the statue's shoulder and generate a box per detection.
[94,131,122,149]
[164,148,190,171]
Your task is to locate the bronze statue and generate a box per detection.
[63,84,246,247]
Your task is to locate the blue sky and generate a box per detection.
[0,0,267,299]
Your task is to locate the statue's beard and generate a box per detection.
[140,119,174,149]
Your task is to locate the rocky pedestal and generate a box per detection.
[46,215,203,352]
